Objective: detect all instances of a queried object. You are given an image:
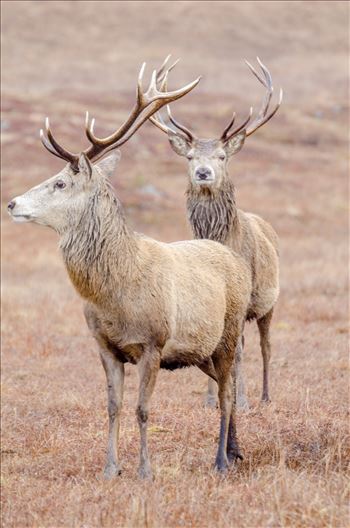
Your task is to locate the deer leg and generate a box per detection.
[99,348,125,479]
[206,335,247,411]
[200,359,218,407]
[235,334,249,411]
[214,369,233,473]
[257,308,274,402]
[136,347,160,480]
[212,333,238,474]
[226,367,243,463]
[205,378,219,408]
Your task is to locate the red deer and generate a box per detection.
[8,59,251,478]
[150,58,282,409]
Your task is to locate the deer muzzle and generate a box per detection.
[194,166,214,183]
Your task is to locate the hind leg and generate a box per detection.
[234,335,249,411]
[205,378,218,408]
[226,364,243,463]
[206,334,248,411]
[214,367,233,473]
[257,307,274,402]
[212,331,239,473]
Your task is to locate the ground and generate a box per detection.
[1,1,349,527]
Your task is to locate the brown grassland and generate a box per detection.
[1,1,349,527]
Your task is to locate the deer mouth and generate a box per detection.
[10,213,33,223]
[194,176,215,186]
[196,176,215,184]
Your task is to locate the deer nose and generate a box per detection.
[195,167,212,180]
[7,200,16,211]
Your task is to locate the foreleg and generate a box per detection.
[99,348,125,479]
[136,346,160,479]
[226,368,243,463]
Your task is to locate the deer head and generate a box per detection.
[151,58,282,191]
[8,57,201,233]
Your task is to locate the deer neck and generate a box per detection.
[186,177,238,243]
[60,183,137,305]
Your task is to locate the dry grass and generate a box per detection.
[1,1,349,527]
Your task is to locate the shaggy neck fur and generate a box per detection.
[186,177,238,243]
[60,179,137,304]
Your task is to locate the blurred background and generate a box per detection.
[1,2,349,527]
[2,1,348,239]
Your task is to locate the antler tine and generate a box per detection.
[166,58,180,75]
[220,112,236,141]
[137,62,147,106]
[149,111,174,135]
[42,117,78,165]
[245,59,272,118]
[246,87,283,137]
[167,105,194,141]
[245,59,268,88]
[224,107,253,142]
[257,57,273,88]
[158,59,180,92]
[156,55,180,92]
[156,55,171,85]
[40,128,68,161]
[149,56,185,135]
[243,58,282,138]
[85,111,96,144]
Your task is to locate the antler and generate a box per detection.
[244,57,283,137]
[40,58,201,170]
[151,57,282,144]
[220,58,282,142]
[220,107,253,142]
[149,57,197,142]
[244,57,283,138]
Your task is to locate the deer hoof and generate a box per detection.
[214,454,229,474]
[227,450,244,464]
[204,395,218,409]
[103,462,122,479]
[138,464,153,480]
[236,397,250,412]
[214,462,229,475]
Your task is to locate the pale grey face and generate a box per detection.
[186,139,227,187]
[7,152,121,234]
[167,131,246,190]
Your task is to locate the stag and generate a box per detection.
[8,59,252,478]
[150,58,282,409]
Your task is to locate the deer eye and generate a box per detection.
[187,153,194,161]
[54,180,66,190]
[218,153,226,160]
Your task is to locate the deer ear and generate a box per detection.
[168,130,191,157]
[78,153,93,178]
[224,131,246,157]
[96,151,121,178]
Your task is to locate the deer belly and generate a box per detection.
[160,329,222,371]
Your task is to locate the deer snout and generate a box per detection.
[195,166,213,181]
[7,200,16,211]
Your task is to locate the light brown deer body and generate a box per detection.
[151,58,282,408]
[7,60,252,478]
